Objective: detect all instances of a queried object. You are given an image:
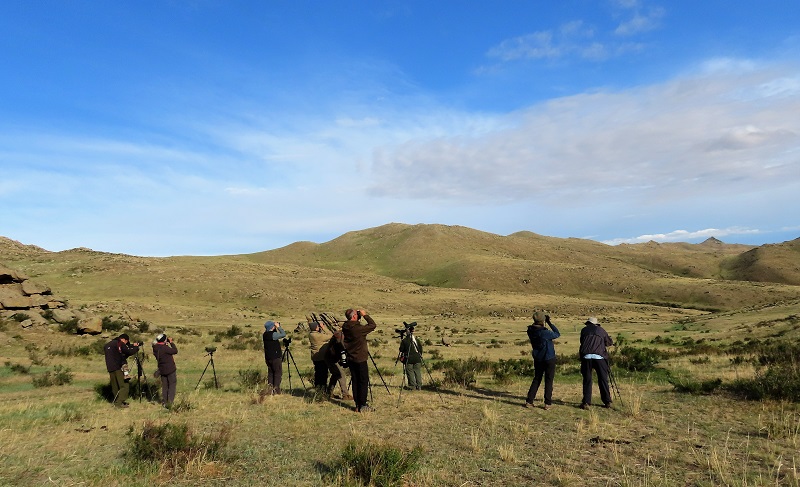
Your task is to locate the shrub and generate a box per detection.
[102,316,129,332]
[5,362,30,374]
[238,368,267,389]
[32,365,74,387]
[126,421,230,468]
[492,358,535,383]
[10,313,30,322]
[725,342,800,402]
[58,318,80,334]
[614,346,663,372]
[432,358,492,388]
[329,439,422,487]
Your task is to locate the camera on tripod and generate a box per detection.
[394,321,417,338]
[205,346,217,354]
[282,337,292,347]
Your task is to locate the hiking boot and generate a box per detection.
[603,402,614,409]
[342,394,354,401]
[357,405,375,413]
[115,403,129,409]
[580,403,590,410]
[543,404,551,410]
[524,402,534,409]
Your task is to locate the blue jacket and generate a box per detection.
[527,323,560,362]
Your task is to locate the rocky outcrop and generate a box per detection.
[0,263,67,311]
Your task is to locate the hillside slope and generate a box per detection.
[246,223,798,310]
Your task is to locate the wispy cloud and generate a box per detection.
[486,21,607,62]
[485,2,663,65]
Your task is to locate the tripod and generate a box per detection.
[195,350,219,390]
[282,340,307,393]
[396,332,443,406]
[131,351,153,402]
[607,360,624,406]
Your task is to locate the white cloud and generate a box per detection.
[368,62,800,205]
[603,227,761,245]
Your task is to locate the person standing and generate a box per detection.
[308,322,331,392]
[152,333,178,409]
[399,324,424,390]
[342,309,377,412]
[579,316,613,409]
[103,333,140,408]
[525,311,560,410]
[325,328,353,400]
[263,321,286,394]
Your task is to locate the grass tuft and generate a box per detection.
[329,438,422,487]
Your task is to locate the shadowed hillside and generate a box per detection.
[721,237,800,285]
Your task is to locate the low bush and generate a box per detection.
[5,361,30,374]
[432,357,492,387]
[32,365,74,387]
[10,313,30,322]
[493,358,535,383]
[725,342,800,402]
[614,346,664,372]
[329,438,422,487]
[238,368,267,389]
[58,318,80,334]
[126,421,230,469]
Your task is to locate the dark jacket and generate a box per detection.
[399,334,423,364]
[104,338,139,372]
[528,323,560,362]
[263,327,287,361]
[326,331,346,365]
[152,342,178,376]
[342,315,376,363]
[579,323,612,359]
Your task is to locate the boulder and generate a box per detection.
[22,280,50,296]
[78,316,103,335]
[51,309,77,324]
[1,295,32,309]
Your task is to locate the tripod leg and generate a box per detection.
[282,350,291,393]
[210,357,218,389]
[421,359,444,403]
[195,358,212,390]
[287,350,307,390]
[368,352,391,394]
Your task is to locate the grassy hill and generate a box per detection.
[246,223,799,311]
[2,227,800,486]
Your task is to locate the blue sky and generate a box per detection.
[1,1,798,256]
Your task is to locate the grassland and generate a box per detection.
[1,225,800,486]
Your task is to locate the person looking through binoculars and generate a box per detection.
[342,309,376,412]
[103,333,140,408]
[263,321,286,395]
[398,323,423,390]
[525,311,560,410]
[153,333,178,409]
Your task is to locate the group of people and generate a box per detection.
[104,308,613,413]
[103,332,178,409]
[524,311,614,410]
